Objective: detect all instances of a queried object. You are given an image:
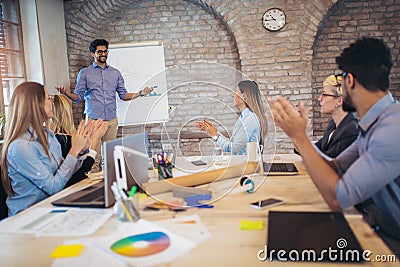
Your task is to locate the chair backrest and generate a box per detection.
[0,166,8,220]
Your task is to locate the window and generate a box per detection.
[0,0,25,113]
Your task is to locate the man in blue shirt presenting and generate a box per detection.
[268,37,400,256]
[57,39,153,172]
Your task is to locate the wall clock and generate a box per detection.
[262,8,286,32]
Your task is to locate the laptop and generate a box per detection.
[263,162,298,176]
[267,211,364,262]
[52,132,149,208]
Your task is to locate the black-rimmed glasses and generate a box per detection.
[320,93,337,98]
[96,49,109,55]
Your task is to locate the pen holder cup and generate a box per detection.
[114,197,140,223]
[158,163,173,180]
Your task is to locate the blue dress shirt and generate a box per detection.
[74,63,128,121]
[216,108,261,155]
[6,129,84,216]
[334,93,400,239]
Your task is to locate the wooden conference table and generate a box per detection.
[0,154,397,267]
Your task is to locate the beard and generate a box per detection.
[342,95,357,112]
[97,55,107,63]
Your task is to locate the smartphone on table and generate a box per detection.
[250,198,284,209]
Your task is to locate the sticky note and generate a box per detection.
[240,219,264,230]
[51,244,84,258]
[138,193,147,201]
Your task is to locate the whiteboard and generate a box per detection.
[108,42,168,126]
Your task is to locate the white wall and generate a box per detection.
[19,0,70,93]
[19,0,43,83]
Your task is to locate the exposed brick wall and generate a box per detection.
[66,0,385,155]
[312,0,400,137]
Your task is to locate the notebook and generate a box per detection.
[52,132,149,208]
[267,211,364,262]
[263,162,298,176]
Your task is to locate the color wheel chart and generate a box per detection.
[111,231,170,257]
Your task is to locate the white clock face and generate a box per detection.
[262,8,286,32]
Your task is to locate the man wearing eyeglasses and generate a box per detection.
[56,39,153,172]
[268,37,400,256]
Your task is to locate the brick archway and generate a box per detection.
[312,0,400,138]
[63,0,242,128]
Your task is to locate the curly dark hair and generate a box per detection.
[89,39,109,53]
[336,37,392,92]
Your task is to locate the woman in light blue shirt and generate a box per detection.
[0,82,89,216]
[195,80,267,155]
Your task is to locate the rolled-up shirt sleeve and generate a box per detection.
[116,71,128,100]
[335,122,400,209]
[73,69,86,103]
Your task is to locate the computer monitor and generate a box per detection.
[104,132,149,207]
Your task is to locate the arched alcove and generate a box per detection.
[66,0,391,153]
[64,0,241,131]
[312,0,400,138]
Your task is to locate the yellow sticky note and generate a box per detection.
[51,244,84,258]
[240,219,264,230]
[138,193,147,201]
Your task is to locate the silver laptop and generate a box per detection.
[52,132,149,208]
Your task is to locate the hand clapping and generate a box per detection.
[69,121,90,158]
[91,119,108,142]
[195,119,218,137]
[267,96,309,141]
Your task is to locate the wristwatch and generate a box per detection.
[212,134,219,141]
[139,90,143,97]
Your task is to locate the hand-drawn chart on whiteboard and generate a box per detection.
[108,42,168,126]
